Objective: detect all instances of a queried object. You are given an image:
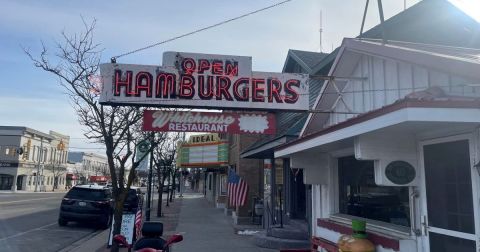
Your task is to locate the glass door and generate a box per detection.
[421,139,478,251]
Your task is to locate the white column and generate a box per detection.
[12,174,17,192]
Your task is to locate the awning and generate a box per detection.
[275,99,480,158]
[66,174,78,180]
[90,176,108,182]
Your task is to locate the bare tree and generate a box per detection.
[50,164,66,191]
[24,18,153,252]
[153,132,183,217]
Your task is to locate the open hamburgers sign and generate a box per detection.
[99,52,309,111]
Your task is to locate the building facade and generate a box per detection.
[277,38,480,252]
[67,152,109,185]
[0,126,69,191]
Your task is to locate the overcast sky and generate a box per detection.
[1,0,477,154]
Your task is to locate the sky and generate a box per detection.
[0,0,477,155]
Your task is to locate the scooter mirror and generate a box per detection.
[165,234,183,246]
[113,234,128,246]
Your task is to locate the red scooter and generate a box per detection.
[113,222,183,252]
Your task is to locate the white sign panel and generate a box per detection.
[108,214,135,246]
[99,51,309,111]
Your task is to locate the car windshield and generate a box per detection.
[66,188,109,200]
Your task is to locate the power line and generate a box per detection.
[112,0,293,61]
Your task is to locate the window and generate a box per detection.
[66,188,109,200]
[338,156,410,227]
[219,174,227,195]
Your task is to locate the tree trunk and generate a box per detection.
[169,172,174,202]
[166,173,170,207]
[157,183,164,217]
[110,190,127,252]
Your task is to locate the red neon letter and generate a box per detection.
[198,59,210,74]
[251,78,265,102]
[233,78,249,102]
[156,73,176,98]
[114,70,134,96]
[284,79,300,104]
[267,78,283,103]
[216,76,233,101]
[181,58,196,75]
[225,60,238,77]
[135,72,153,97]
[198,75,214,100]
[179,74,195,99]
[211,60,223,75]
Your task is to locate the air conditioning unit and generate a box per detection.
[374,159,419,186]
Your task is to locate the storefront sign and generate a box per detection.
[188,133,219,144]
[177,134,228,167]
[99,52,309,111]
[0,162,18,168]
[143,110,276,134]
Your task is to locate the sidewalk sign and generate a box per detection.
[107,213,135,246]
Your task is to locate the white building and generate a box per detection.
[0,126,69,191]
[276,38,480,251]
[67,151,108,184]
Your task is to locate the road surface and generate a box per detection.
[0,192,99,252]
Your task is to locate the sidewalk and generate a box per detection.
[173,193,275,252]
[66,192,275,252]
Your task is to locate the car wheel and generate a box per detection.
[58,218,68,226]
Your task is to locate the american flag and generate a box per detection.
[228,168,249,207]
[135,202,143,240]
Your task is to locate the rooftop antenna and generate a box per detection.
[319,10,323,53]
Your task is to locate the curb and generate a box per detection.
[57,229,104,252]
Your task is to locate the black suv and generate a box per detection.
[124,187,143,212]
[58,185,113,229]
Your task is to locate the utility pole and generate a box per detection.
[35,137,43,192]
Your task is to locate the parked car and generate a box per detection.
[124,186,142,212]
[58,184,113,229]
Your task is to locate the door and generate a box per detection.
[421,138,478,251]
[16,175,23,190]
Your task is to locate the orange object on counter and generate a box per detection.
[337,220,375,252]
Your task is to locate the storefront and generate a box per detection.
[275,38,480,251]
[177,133,229,208]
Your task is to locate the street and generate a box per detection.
[0,192,99,252]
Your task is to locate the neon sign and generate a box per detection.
[143,110,276,134]
[99,52,309,111]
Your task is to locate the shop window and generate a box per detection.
[338,156,410,227]
[208,174,212,190]
[219,174,227,195]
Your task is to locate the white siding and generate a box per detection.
[324,54,480,128]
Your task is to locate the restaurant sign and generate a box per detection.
[177,134,228,167]
[143,110,276,135]
[99,51,309,111]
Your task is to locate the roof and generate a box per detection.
[310,0,480,74]
[0,126,54,140]
[243,0,480,159]
[276,95,480,156]
[283,50,329,73]
[302,38,480,137]
[241,113,306,158]
[74,184,109,190]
